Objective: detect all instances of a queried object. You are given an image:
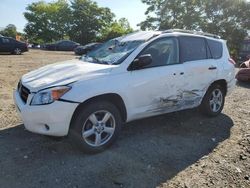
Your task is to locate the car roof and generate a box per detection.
[57,40,75,43]
[160,31,224,42]
[116,31,162,42]
[114,30,222,43]
[0,36,15,40]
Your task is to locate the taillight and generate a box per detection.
[229,58,236,65]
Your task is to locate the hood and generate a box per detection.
[21,59,113,92]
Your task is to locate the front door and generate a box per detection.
[125,37,186,121]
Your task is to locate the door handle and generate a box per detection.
[208,66,217,70]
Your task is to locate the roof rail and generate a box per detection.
[163,29,221,39]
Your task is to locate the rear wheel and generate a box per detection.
[69,101,122,153]
[201,84,225,116]
[13,48,22,55]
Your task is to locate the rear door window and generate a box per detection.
[64,41,73,46]
[207,39,223,59]
[179,36,207,62]
[59,41,65,46]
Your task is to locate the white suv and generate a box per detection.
[14,30,235,153]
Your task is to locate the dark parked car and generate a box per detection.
[74,42,102,55]
[238,39,250,65]
[44,40,80,51]
[0,36,28,55]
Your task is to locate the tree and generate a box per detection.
[200,0,250,56]
[139,0,250,56]
[69,0,115,44]
[139,0,203,30]
[100,18,133,41]
[24,0,71,43]
[23,0,134,44]
[0,24,17,38]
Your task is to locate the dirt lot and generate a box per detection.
[0,50,249,188]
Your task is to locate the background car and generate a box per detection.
[236,59,250,82]
[74,42,102,55]
[238,39,250,65]
[0,36,28,55]
[44,40,80,51]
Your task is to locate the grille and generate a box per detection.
[18,82,30,103]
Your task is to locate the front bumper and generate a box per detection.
[13,90,78,136]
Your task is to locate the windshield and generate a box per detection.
[80,39,144,65]
[240,42,250,52]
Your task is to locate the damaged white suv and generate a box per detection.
[14,30,235,153]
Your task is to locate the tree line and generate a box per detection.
[23,0,133,45]
[0,24,21,39]
[139,0,250,57]
[1,0,249,57]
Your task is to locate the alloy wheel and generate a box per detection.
[14,48,21,55]
[82,110,116,147]
[209,89,223,112]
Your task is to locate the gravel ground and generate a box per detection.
[0,50,249,188]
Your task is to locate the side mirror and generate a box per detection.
[131,54,152,70]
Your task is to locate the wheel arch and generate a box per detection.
[200,79,227,116]
[200,79,227,105]
[209,79,227,95]
[70,93,127,128]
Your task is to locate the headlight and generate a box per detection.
[31,86,71,105]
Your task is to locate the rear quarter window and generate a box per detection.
[207,39,223,59]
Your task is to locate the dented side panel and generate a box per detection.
[126,57,219,121]
[125,63,201,121]
[145,89,204,115]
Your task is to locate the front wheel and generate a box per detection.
[201,84,225,116]
[69,101,122,153]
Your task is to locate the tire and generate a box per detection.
[200,84,225,117]
[13,48,22,55]
[69,101,122,153]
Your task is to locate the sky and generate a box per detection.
[0,0,148,32]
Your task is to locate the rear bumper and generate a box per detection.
[13,90,78,136]
[23,47,28,52]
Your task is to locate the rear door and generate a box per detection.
[180,36,219,107]
[57,41,65,51]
